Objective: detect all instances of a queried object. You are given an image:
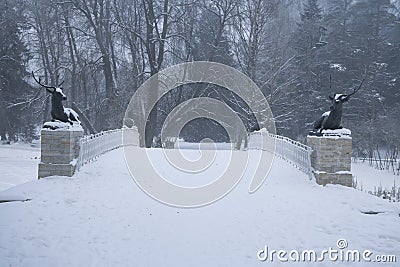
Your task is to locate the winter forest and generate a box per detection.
[0,0,399,157]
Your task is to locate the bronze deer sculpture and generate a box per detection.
[32,72,80,125]
[313,77,364,133]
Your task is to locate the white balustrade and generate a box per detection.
[249,130,313,179]
[76,128,139,171]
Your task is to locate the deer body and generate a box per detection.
[314,94,345,130]
[49,88,79,124]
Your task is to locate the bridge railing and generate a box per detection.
[249,130,313,179]
[76,128,138,171]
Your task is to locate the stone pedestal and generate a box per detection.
[307,129,353,187]
[38,128,83,178]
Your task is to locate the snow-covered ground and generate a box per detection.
[352,160,400,193]
[0,145,399,266]
[0,143,40,191]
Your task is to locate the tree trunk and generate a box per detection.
[145,76,159,147]
[64,8,77,103]
[0,90,8,141]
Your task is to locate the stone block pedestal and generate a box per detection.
[313,172,353,187]
[38,128,83,178]
[307,130,353,187]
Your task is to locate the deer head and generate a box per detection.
[32,71,66,101]
[328,78,364,110]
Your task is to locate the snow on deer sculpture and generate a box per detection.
[313,77,364,133]
[32,72,80,126]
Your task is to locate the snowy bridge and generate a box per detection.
[75,128,313,179]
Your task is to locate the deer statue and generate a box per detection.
[312,77,364,134]
[32,72,80,127]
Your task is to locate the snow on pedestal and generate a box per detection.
[307,128,353,187]
[38,122,83,178]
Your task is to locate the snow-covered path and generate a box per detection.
[0,147,399,266]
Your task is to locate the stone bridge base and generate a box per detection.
[314,172,353,187]
[38,128,83,178]
[307,131,353,187]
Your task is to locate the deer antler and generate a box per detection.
[328,74,334,100]
[347,78,364,98]
[56,74,64,87]
[32,71,56,92]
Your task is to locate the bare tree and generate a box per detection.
[70,0,119,128]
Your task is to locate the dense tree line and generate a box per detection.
[0,0,33,142]
[0,0,399,154]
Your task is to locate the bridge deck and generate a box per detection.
[0,147,399,266]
